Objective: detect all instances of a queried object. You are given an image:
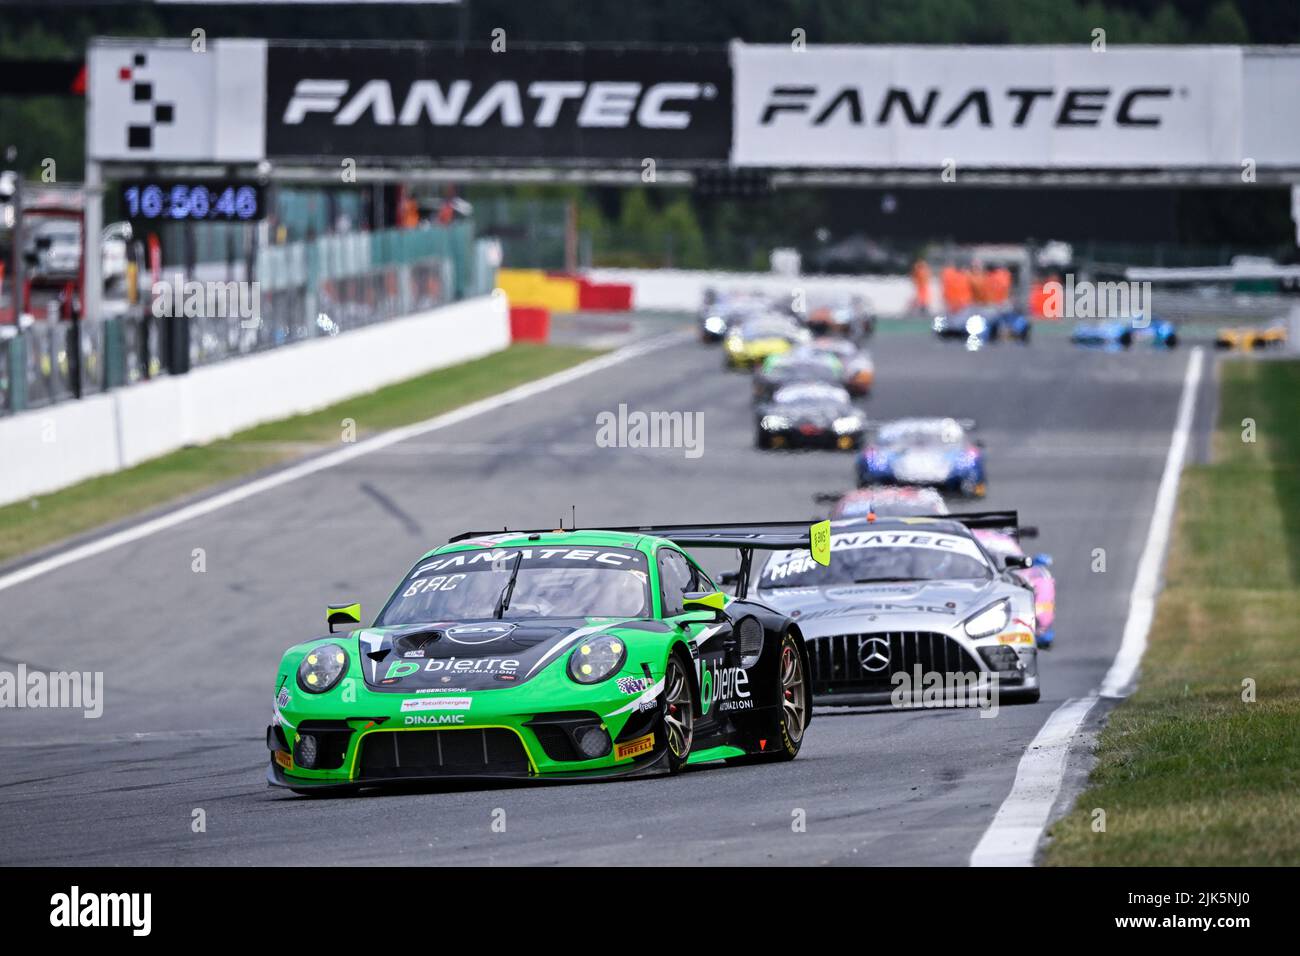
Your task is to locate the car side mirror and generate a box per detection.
[682,590,727,620]
[1032,553,1053,568]
[327,602,361,633]
[1002,555,1032,570]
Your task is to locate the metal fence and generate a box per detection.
[1,223,488,416]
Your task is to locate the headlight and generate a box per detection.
[833,415,862,434]
[704,315,725,334]
[297,643,349,693]
[965,314,988,336]
[568,635,627,684]
[724,334,743,352]
[963,599,1010,638]
[932,315,946,331]
[761,414,791,431]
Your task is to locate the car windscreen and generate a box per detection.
[878,421,967,448]
[773,383,850,405]
[742,318,796,339]
[757,529,992,588]
[768,360,838,382]
[378,546,651,624]
[836,498,936,518]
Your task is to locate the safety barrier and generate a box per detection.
[0,293,509,506]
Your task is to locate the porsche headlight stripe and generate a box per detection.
[523,621,627,678]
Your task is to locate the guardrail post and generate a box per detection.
[103,317,126,389]
[7,332,28,412]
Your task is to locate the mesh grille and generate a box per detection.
[358,728,530,779]
[807,631,981,694]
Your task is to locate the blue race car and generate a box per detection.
[1070,316,1178,349]
[856,417,987,498]
[932,307,1031,345]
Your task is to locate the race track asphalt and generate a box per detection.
[0,319,1210,865]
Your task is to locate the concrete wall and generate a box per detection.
[584,268,915,316]
[0,294,509,506]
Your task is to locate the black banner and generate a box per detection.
[0,867,1275,939]
[265,44,731,164]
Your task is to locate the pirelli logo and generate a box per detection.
[615,732,655,761]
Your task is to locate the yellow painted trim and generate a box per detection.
[684,590,726,611]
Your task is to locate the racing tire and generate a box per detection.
[1164,333,1178,349]
[726,633,809,765]
[658,650,696,773]
[756,430,771,450]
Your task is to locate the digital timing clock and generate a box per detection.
[121,180,266,223]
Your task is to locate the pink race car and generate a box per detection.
[973,527,1056,648]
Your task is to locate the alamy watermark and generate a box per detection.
[50,886,150,936]
[1043,274,1152,325]
[152,272,261,328]
[891,667,1000,717]
[0,665,103,718]
[596,404,704,459]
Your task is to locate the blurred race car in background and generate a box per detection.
[802,337,876,395]
[815,485,949,519]
[932,307,1031,344]
[756,382,865,450]
[971,523,1056,649]
[749,514,1041,706]
[856,417,986,497]
[1071,316,1178,349]
[700,290,768,343]
[724,314,810,369]
[752,349,844,403]
[798,295,876,339]
[1215,322,1288,351]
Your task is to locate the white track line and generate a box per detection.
[970,346,1204,867]
[0,330,683,596]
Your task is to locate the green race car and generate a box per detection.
[267,523,826,793]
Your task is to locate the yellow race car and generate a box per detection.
[1216,323,1288,351]
[723,315,809,369]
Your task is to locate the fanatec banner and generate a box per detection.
[264,44,733,163]
[88,39,1297,172]
[731,44,1246,168]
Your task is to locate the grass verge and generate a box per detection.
[0,343,601,566]
[1045,358,1300,865]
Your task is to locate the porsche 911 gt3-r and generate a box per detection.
[267,525,821,793]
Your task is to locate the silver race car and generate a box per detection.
[745,512,1040,708]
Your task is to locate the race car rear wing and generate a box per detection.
[448,520,833,598]
[947,510,1036,538]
